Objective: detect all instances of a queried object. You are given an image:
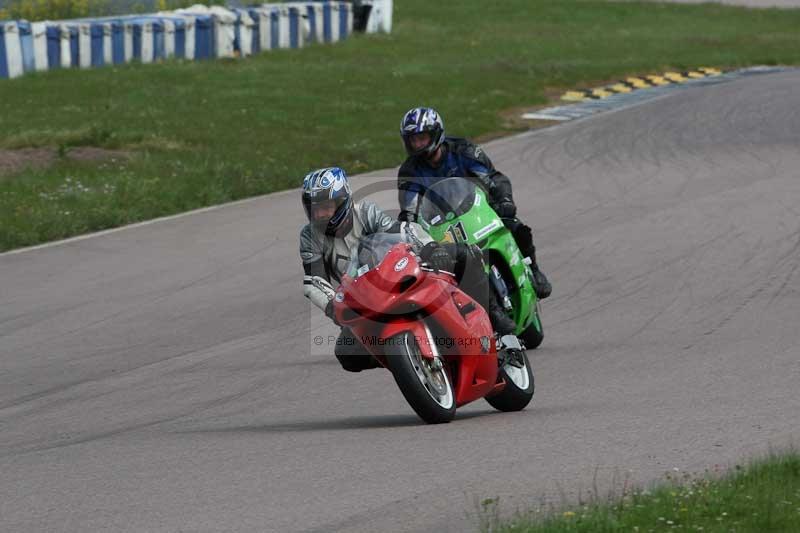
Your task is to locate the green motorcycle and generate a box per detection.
[418,177,544,349]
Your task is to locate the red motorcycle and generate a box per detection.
[333,233,534,424]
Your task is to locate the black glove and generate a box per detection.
[325,300,341,326]
[419,242,455,273]
[493,199,517,219]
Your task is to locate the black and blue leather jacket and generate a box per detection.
[397,137,514,222]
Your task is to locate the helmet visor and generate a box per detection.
[403,131,435,157]
[305,196,347,231]
[308,198,337,223]
[406,132,431,153]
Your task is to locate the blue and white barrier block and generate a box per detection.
[131,14,190,60]
[297,3,324,44]
[175,6,236,59]
[16,20,35,73]
[107,19,135,65]
[172,15,196,60]
[288,5,305,48]
[129,18,155,63]
[340,2,353,41]
[2,1,382,80]
[187,13,213,59]
[142,16,188,61]
[310,3,324,43]
[212,8,236,58]
[364,0,393,34]
[249,5,288,51]
[265,5,291,49]
[0,21,23,79]
[45,24,60,70]
[246,8,269,53]
[259,4,301,49]
[88,22,108,67]
[60,24,79,68]
[31,22,48,71]
[232,9,254,57]
[282,2,323,45]
[161,15,195,59]
[319,2,343,44]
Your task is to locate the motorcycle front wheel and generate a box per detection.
[486,348,534,412]
[385,330,456,424]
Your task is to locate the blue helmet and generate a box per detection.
[301,167,353,236]
[400,107,445,157]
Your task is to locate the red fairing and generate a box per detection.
[334,243,502,407]
[336,244,429,321]
[444,288,499,405]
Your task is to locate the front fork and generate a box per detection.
[489,264,513,311]
[488,261,541,334]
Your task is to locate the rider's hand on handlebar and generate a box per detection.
[420,242,455,273]
[325,300,341,327]
[493,199,517,219]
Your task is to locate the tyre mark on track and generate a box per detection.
[7,240,278,352]
[0,332,278,415]
[546,275,596,313]
[702,228,800,337]
[0,385,264,459]
[549,282,650,327]
[620,225,734,343]
[766,229,800,307]
[0,301,91,336]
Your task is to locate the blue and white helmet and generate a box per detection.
[301,167,353,235]
[400,107,445,157]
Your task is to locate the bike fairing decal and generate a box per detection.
[473,219,502,240]
[443,221,468,244]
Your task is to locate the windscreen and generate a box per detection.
[418,178,477,226]
[345,233,408,278]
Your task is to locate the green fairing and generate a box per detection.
[420,183,542,338]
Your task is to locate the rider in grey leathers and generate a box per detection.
[299,167,517,372]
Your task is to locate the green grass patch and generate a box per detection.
[2,0,800,251]
[480,450,800,532]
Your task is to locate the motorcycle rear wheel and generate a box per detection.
[486,349,534,412]
[385,331,456,424]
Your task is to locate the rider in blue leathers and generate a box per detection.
[396,107,552,299]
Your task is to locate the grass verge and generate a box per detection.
[480,450,800,532]
[2,0,800,251]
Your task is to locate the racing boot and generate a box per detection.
[523,256,553,300]
[487,292,517,336]
[528,259,552,300]
[506,219,552,299]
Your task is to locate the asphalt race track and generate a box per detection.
[2,69,800,532]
